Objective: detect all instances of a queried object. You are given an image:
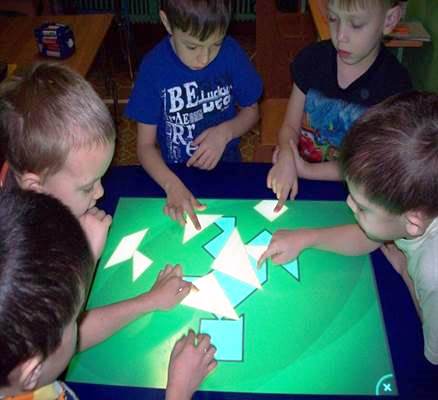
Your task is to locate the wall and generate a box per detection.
[403,1,438,92]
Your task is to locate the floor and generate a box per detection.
[88,21,260,166]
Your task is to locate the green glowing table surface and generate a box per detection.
[67,198,396,396]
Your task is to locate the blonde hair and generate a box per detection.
[0,62,115,177]
[328,0,398,12]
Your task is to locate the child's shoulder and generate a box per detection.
[141,36,172,64]
[220,35,249,57]
[292,39,335,71]
[296,39,334,60]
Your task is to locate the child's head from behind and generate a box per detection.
[160,0,232,70]
[340,91,438,241]
[0,63,115,217]
[327,0,400,67]
[0,189,94,396]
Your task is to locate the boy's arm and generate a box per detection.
[78,264,193,351]
[137,123,204,229]
[187,103,259,170]
[380,243,422,318]
[258,224,381,266]
[290,140,343,181]
[267,84,306,210]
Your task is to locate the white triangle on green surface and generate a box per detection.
[212,229,261,288]
[183,214,222,244]
[132,250,152,281]
[105,229,148,268]
[181,273,238,320]
[254,200,288,222]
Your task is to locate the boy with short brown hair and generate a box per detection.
[0,190,216,400]
[125,0,263,229]
[260,91,438,364]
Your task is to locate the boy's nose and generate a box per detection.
[346,195,356,213]
[198,48,210,66]
[93,181,104,200]
[336,24,348,43]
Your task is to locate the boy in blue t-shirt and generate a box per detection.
[125,0,263,229]
[267,0,411,211]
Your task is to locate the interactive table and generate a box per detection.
[66,164,438,400]
[67,197,396,396]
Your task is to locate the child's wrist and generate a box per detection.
[165,383,193,400]
[301,228,318,249]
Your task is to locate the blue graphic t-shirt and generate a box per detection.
[125,36,263,164]
[291,40,412,162]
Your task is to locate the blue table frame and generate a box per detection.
[67,163,438,399]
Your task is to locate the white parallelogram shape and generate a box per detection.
[183,214,222,244]
[181,273,238,320]
[245,244,268,261]
[254,200,288,222]
[105,229,148,268]
[132,251,152,282]
[212,229,261,288]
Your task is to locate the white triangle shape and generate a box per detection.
[212,229,261,288]
[245,244,268,261]
[132,250,153,282]
[183,214,222,244]
[181,273,238,320]
[105,228,148,268]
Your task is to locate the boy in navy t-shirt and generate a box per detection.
[267,0,411,211]
[125,0,263,229]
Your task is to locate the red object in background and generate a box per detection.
[299,133,323,162]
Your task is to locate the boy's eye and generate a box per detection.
[82,186,94,193]
[186,45,197,50]
[351,23,364,30]
[328,15,337,23]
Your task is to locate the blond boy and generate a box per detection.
[268,0,411,210]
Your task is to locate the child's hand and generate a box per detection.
[186,126,229,170]
[147,264,193,310]
[164,180,206,230]
[267,148,298,211]
[258,229,310,267]
[380,242,408,276]
[166,330,217,400]
[79,207,112,262]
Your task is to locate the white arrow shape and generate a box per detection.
[105,228,148,268]
[212,229,261,288]
[132,250,152,281]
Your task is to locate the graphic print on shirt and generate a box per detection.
[299,89,366,162]
[163,76,233,162]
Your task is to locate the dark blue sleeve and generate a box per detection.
[228,37,263,107]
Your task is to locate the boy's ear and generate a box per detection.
[383,5,401,36]
[8,356,43,392]
[17,172,44,193]
[159,10,173,35]
[404,210,429,237]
